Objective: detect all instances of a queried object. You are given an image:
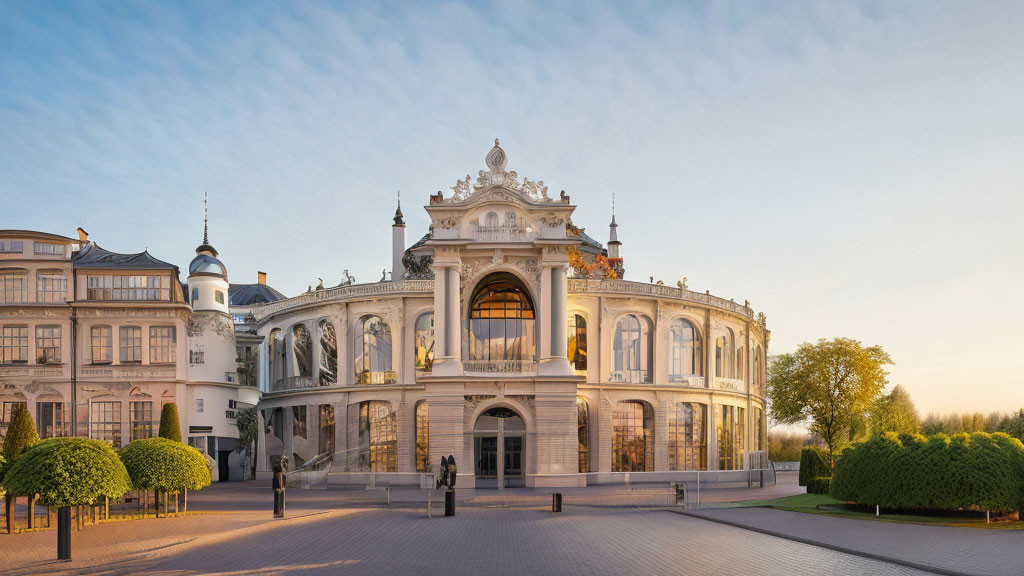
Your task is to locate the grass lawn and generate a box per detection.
[737,493,1024,530]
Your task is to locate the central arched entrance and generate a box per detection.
[473,406,526,488]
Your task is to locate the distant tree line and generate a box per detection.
[919,409,1024,438]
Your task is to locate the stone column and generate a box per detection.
[538,265,572,376]
[446,268,460,364]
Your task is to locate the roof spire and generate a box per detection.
[203,191,209,245]
[610,192,618,228]
[393,190,405,226]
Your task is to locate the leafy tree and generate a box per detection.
[1,404,39,481]
[119,437,211,492]
[2,438,130,507]
[768,337,892,467]
[158,403,182,443]
[567,246,618,279]
[920,413,943,435]
[868,384,919,436]
[768,429,807,462]
[999,409,1024,440]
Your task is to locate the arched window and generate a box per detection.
[613,315,652,383]
[668,403,707,470]
[485,212,499,227]
[355,316,395,384]
[715,328,735,379]
[753,346,764,394]
[612,401,653,472]
[292,324,312,378]
[358,400,396,472]
[568,314,587,372]
[318,320,337,386]
[190,287,199,303]
[415,402,429,472]
[268,329,283,385]
[668,318,701,381]
[468,273,535,370]
[716,404,746,470]
[504,211,517,227]
[736,347,744,380]
[414,313,434,373]
[577,397,590,473]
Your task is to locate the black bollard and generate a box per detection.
[552,493,562,512]
[57,507,71,560]
[444,490,455,517]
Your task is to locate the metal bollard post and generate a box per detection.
[552,493,562,512]
[444,490,455,517]
[386,483,391,506]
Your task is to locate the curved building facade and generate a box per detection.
[253,141,769,487]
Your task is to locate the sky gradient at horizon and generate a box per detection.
[2,1,1022,417]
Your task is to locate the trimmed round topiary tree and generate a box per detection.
[158,403,182,443]
[119,437,211,493]
[1,404,39,480]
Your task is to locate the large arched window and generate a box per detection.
[577,397,590,473]
[355,316,395,384]
[485,211,499,227]
[613,315,652,383]
[612,401,654,472]
[292,324,312,378]
[468,273,535,370]
[568,314,587,372]
[318,320,337,386]
[414,313,434,373]
[668,402,707,470]
[716,404,746,471]
[358,401,396,472]
[753,346,764,395]
[736,347,744,381]
[415,401,429,472]
[715,328,735,379]
[269,329,283,385]
[668,318,701,382]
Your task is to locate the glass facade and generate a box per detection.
[415,402,429,472]
[612,401,653,472]
[319,320,337,386]
[668,402,707,470]
[468,274,535,364]
[1,326,29,363]
[414,313,434,373]
[293,324,312,378]
[716,404,746,471]
[612,315,651,383]
[568,314,587,372]
[149,326,176,364]
[92,401,122,448]
[358,401,397,472]
[668,318,701,380]
[355,316,394,384]
[130,401,153,442]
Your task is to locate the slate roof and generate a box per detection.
[72,242,177,270]
[229,283,286,306]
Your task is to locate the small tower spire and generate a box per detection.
[393,190,405,226]
[607,193,624,277]
[203,191,209,245]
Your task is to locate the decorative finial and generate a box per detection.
[486,138,507,172]
[203,191,209,245]
[393,190,405,226]
[610,193,618,227]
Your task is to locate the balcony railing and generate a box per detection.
[568,278,755,319]
[609,370,652,384]
[472,226,530,243]
[667,374,707,388]
[713,377,745,392]
[463,360,537,375]
[272,376,316,392]
[356,370,398,385]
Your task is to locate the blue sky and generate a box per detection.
[2,1,1022,415]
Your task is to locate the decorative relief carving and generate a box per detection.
[443,140,555,204]
[434,216,458,230]
[540,213,565,228]
[508,395,534,412]
[511,258,542,287]
[492,248,503,264]
[186,312,236,340]
[465,395,495,411]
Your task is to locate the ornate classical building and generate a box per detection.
[253,141,770,487]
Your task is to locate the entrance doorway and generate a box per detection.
[473,407,525,488]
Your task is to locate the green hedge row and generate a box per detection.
[798,446,830,486]
[807,476,831,494]
[830,432,1024,512]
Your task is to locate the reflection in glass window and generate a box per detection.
[612,401,653,472]
[269,329,283,382]
[355,316,394,384]
[668,318,701,380]
[92,401,122,448]
[668,403,707,470]
[35,326,61,364]
[0,270,28,303]
[577,397,589,473]
[319,404,335,460]
[468,274,535,365]
[293,405,307,439]
[568,314,587,371]
[613,315,651,383]
[36,402,64,438]
[358,401,396,472]
[90,326,112,364]
[130,401,153,442]
[754,407,766,451]
[149,326,177,364]
[36,272,67,303]
[715,328,735,379]
[319,320,337,386]
[120,326,142,363]
[716,404,746,470]
[292,324,312,377]
[415,402,429,472]
[414,313,434,373]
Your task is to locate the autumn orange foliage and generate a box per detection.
[567,246,618,279]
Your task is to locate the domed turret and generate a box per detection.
[188,194,230,313]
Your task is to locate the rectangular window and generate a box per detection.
[36,272,68,302]
[319,404,335,461]
[91,326,112,364]
[668,403,707,471]
[149,326,176,364]
[130,401,153,442]
[119,326,142,363]
[36,402,65,438]
[716,405,746,471]
[86,275,169,301]
[293,405,307,439]
[91,401,122,448]
[33,243,65,256]
[35,325,61,364]
[0,240,24,253]
[1,326,29,363]
[0,272,28,303]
